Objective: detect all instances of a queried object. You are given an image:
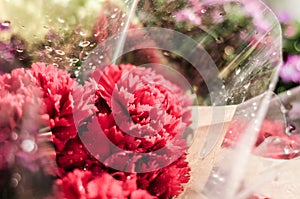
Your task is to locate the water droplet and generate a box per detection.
[243,82,250,89]
[122,13,126,18]
[163,52,170,56]
[293,40,300,52]
[83,164,88,170]
[68,150,74,155]
[21,139,36,153]
[216,37,224,44]
[16,48,24,53]
[224,46,234,55]
[70,58,79,63]
[57,17,65,23]
[111,14,117,19]
[55,49,65,56]
[99,55,104,59]
[285,124,296,136]
[69,159,74,164]
[235,68,241,75]
[114,8,118,12]
[54,57,63,61]
[79,40,90,48]
[79,31,87,37]
[90,43,96,48]
[200,9,207,14]
[11,178,18,187]
[283,146,291,155]
[1,20,11,27]
[11,132,18,140]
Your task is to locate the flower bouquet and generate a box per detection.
[1,0,300,199]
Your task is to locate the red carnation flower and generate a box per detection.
[30,63,77,151]
[31,63,96,153]
[54,169,155,199]
[54,64,191,198]
[90,64,192,152]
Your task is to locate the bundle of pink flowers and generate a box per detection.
[0,63,192,199]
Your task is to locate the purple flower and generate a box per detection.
[175,8,202,25]
[277,11,292,24]
[280,55,300,83]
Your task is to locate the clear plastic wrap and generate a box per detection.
[2,0,299,199]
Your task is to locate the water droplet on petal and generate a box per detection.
[111,14,117,19]
[201,9,207,14]
[283,146,291,155]
[286,124,296,136]
[21,139,36,153]
[11,132,18,140]
[68,150,74,155]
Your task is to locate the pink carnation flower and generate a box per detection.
[223,119,300,159]
[0,67,50,171]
